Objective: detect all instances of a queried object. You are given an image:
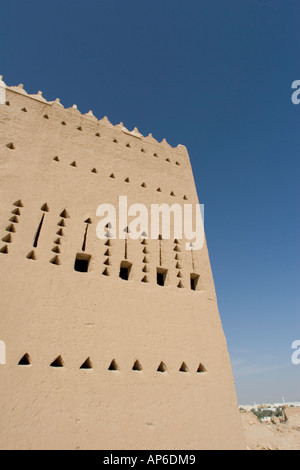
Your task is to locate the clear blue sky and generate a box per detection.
[1,0,299,404]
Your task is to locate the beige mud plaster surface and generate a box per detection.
[0,78,245,450]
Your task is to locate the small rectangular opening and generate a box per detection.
[190,273,200,291]
[119,261,132,281]
[157,268,168,286]
[74,253,91,273]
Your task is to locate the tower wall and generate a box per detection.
[0,83,245,449]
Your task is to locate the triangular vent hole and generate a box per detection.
[26,250,37,260]
[179,362,189,372]
[50,356,64,368]
[18,353,31,366]
[80,358,93,370]
[197,363,206,373]
[108,359,119,371]
[157,362,167,373]
[132,360,143,371]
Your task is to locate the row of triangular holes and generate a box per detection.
[141,236,149,282]
[22,207,71,263]
[115,140,181,165]
[141,239,184,287]
[102,238,184,286]
[50,209,70,264]
[175,239,183,287]
[43,119,177,162]
[38,119,178,163]
[17,355,206,373]
[102,271,184,288]
[53,158,187,199]
[53,139,180,164]
[0,200,23,254]
[0,203,71,257]
[12,112,180,165]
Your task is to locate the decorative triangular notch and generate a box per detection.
[13,200,24,208]
[18,353,31,366]
[108,359,119,371]
[26,250,37,260]
[53,156,60,162]
[110,173,116,179]
[60,209,70,219]
[177,281,184,288]
[12,208,21,215]
[41,203,49,212]
[70,161,77,167]
[102,267,110,276]
[50,356,64,368]
[2,234,12,243]
[91,168,98,174]
[157,362,167,373]
[7,142,16,149]
[179,362,189,372]
[197,363,206,373]
[141,275,149,283]
[6,224,16,233]
[0,245,8,254]
[132,360,143,371]
[80,357,93,370]
[50,255,61,265]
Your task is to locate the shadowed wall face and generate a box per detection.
[0,83,245,450]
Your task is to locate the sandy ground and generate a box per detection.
[241,407,300,450]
